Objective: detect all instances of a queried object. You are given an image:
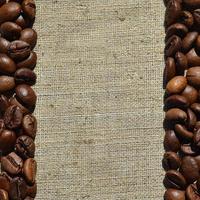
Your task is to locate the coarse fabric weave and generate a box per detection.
[35,0,165,199]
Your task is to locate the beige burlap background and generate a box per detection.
[34,0,165,199]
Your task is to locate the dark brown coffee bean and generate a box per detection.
[9,177,27,200]
[164,170,187,190]
[165,35,182,57]
[194,9,200,27]
[166,23,188,40]
[194,130,200,147]
[4,105,23,129]
[15,135,35,159]
[183,0,200,7]
[0,54,16,74]
[181,143,197,156]
[22,0,36,20]
[162,152,181,171]
[175,124,193,140]
[180,156,200,184]
[179,10,194,27]
[164,95,189,110]
[165,108,187,124]
[15,68,36,86]
[186,48,200,67]
[182,32,198,53]
[175,52,188,73]
[187,67,200,88]
[182,85,198,104]
[191,103,200,117]
[0,2,21,24]
[0,22,22,41]
[186,184,200,200]
[20,28,37,49]
[0,37,10,54]
[163,57,176,88]
[0,76,15,93]
[0,130,16,154]
[22,114,37,139]
[1,152,23,175]
[164,189,185,200]
[187,108,197,130]
[195,155,200,168]
[15,14,31,29]
[166,76,187,94]
[23,158,37,185]
[0,189,9,200]
[26,182,36,198]
[164,130,181,152]
[0,172,11,192]
[8,40,31,62]
[16,51,37,69]
[0,95,10,115]
[165,0,182,27]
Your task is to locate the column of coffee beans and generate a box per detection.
[0,1,37,200]
[163,0,200,199]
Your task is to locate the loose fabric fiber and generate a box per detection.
[35,0,165,199]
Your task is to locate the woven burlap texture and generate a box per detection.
[35,0,165,199]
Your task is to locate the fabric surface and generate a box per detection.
[35,0,165,199]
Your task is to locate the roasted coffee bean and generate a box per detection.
[26,182,36,198]
[179,10,193,27]
[183,0,200,7]
[0,189,9,200]
[16,51,37,69]
[165,35,182,57]
[165,0,182,27]
[162,152,181,171]
[15,135,35,159]
[181,143,198,156]
[0,54,16,74]
[165,108,187,124]
[8,40,31,61]
[164,170,187,190]
[164,95,189,110]
[166,76,187,94]
[0,37,10,54]
[20,28,37,49]
[164,189,185,200]
[186,48,200,66]
[187,108,197,130]
[22,0,36,20]
[9,177,27,200]
[0,2,21,24]
[4,105,23,129]
[187,67,200,88]
[0,172,11,192]
[15,68,36,86]
[182,85,198,104]
[180,156,200,184]
[15,14,31,29]
[182,32,198,53]
[194,9,200,30]
[1,152,23,175]
[166,23,188,40]
[22,114,37,139]
[0,22,22,41]
[186,184,200,200]
[191,103,200,117]
[164,130,181,152]
[15,84,37,108]
[23,158,37,185]
[0,95,10,115]
[175,52,188,72]
[175,124,193,140]
[0,76,15,93]
[0,130,16,154]
[196,35,200,52]
[163,57,176,88]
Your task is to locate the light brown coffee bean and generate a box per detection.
[0,189,9,200]
[187,67,200,88]
[182,85,198,104]
[165,108,187,123]
[0,54,16,74]
[0,76,15,93]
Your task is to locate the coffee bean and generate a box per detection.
[0,54,16,74]
[22,114,37,139]
[165,108,187,124]
[26,182,36,198]
[0,2,21,24]
[165,35,182,57]
[23,158,37,185]
[4,105,23,129]
[187,67,200,88]
[8,40,31,62]
[22,0,36,20]
[183,0,200,7]
[15,68,36,86]
[186,48,200,67]
[175,52,188,72]
[186,184,200,200]
[0,95,10,115]
[15,14,31,29]
[187,108,197,130]
[15,84,37,108]
[175,124,193,140]
[164,130,181,152]
[182,32,198,52]
[196,35,200,52]
[162,152,181,171]
[182,85,198,104]
[15,135,35,159]
[0,22,22,41]
[194,9,200,27]
[0,189,9,200]
[194,124,200,147]
[191,103,200,118]
[16,51,37,69]
[20,28,37,49]
[0,172,11,192]
[180,143,198,156]
[1,152,23,175]
[0,37,10,54]
[164,170,187,190]
[0,76,15,93]
[164,189,185,200]
[179,10,194,27]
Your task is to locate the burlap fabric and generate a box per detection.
[34,0,165,199]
